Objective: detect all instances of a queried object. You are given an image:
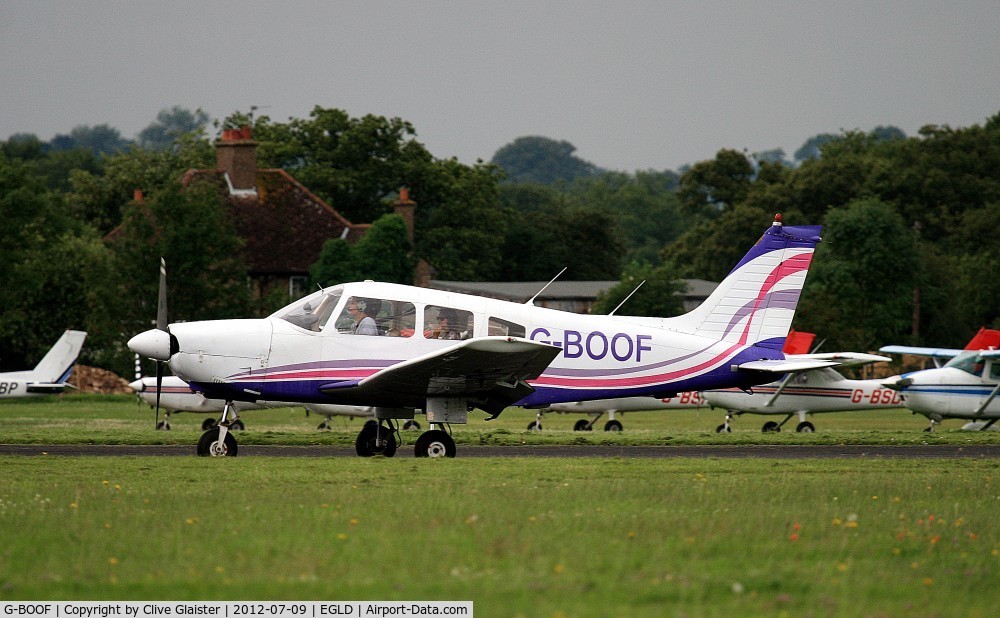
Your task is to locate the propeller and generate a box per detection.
[154,257,168,429]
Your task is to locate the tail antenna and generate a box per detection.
[525,267,567,306]
[608,280,645,316]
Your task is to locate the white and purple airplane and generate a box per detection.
[128,215,825,458]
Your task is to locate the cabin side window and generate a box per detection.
[424,305,473,340]
[488,316,525,338]
[947,352,986,377]
[334,297,415,337]
[990,361,1000,381]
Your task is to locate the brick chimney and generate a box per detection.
[393,187,416,244]
[392,187,432,287]
[215,126,258,191]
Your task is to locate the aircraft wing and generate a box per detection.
[878,345,964,358]
[320,337,561,412]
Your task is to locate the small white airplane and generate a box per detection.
[0,330,87,399]
[129,215,825,458]
[531,392,707,431]
[705,353,895,433]
[130,374,416,434]
[881,328,1000,431]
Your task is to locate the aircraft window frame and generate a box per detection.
[276,290,342,332]
[945,351,986,377]
[488,316,526,338]
[334,296,415,337]
[424,305,474,340]
[990,361,1000,381]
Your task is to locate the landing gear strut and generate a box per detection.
[197,401,240,456]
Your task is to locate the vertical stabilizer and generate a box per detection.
[678,215,821,349]
[30,330,88,383]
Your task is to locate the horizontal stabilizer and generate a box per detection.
[736,359,839,373]
[25,383,69,394]
[787,352,892,366]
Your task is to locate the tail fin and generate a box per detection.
[30,330,87,383]
[964,327,1000,351]
[679,215,821,349]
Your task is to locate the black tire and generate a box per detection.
[197,427,238,457]
[762,421,780,433]
[201,418,217,431]
[414,430,456,458]
[355,422,397,457]
[573,419,591,431]
[796,421,815,433]
[604,420,623,432]
[716,424,731,433]
[527,421,542,431]
[156,421,170,431]
[231,419,245,431]
[403,420,421,431]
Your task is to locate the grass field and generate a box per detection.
[1,395,999,616]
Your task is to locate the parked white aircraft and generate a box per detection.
[533,393,706,432]
[706,353,895,432]
[130,374,411,434]
[0,330,87,399]
[881,328,1000,431]
[129,215,825,457]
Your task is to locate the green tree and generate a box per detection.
[661,205,774,282]
[50,124,130,155]
[677,149,754,218]
[491,136,602,185]
[110,181,252,373]
[310,214,415,286]
[591,261,687,317]
[68,136,213,234]
[137,106,210,150]
[796,198,918,351]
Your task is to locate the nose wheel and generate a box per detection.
[197,401,241,456]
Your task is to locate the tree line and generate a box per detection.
[1,107,997,377]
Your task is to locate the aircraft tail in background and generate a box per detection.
[23,330,88,383]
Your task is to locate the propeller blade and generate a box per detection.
[156,257,168,331]
[155,361,163,429]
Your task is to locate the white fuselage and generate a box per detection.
[704,367,903,415]
[897,366,1000,422]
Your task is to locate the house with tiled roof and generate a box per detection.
[183,127,370,300]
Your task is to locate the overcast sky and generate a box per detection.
[2,1,997,171]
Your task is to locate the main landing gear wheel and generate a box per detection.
[527,420,542,431]
[796,421,815,433]
[762,421,781,433]
[355,421,397,457]
[197,427,238,457]
[156,420,171,430]
[574,419,592,431]
[604,420,623,432]
[414,430,456,458]
[715,424,731,433]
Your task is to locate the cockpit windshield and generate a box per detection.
[944,351,986,377]
[275,286,343,331]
